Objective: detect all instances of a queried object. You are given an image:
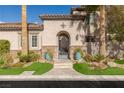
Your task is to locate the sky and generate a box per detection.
[0,5,80,24]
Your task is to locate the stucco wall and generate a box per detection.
[0,31,42,51]
[0,31,19,50]
[42,20,86,47]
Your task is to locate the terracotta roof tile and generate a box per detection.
[0,23,43,31]
[40,14,85,20]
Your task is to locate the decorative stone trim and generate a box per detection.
[0,23,43,31]
[40,14,85,20]
[42,46,57,60]
[69,46,86,60]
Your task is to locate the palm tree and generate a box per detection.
[76,5,106,56]
[99,5,106,56]
[22,5,29,54]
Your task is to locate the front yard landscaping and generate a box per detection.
[0,62,53,75]
[73,51,124,75]
[73,63,124,75]
[0,40,53,75]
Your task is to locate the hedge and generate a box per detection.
[0,40,10,56]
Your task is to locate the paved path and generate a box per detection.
[41,60,83,78]
[21,71,34,75]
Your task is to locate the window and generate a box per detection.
[31,35,38,47]
[19,34,38,48]
[85,36,99,42]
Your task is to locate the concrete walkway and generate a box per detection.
[41,60,84,78]
[1,60,124,81]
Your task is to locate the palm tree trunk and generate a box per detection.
[22,5,29,54]
[99,5,106,56]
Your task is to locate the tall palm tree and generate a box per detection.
[99,5,106,56]
[22,5,29,54]
[78,5,106,56]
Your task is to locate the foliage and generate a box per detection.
[83,54,94,62]
[18,54,29,62]
[83,54,106,62]
[73,63,124,75]
[93,54,105,62]
[28,51,40,62]
[107,6,124,42]
[0,40,10,56]
[17,51,22,57]
[17,51,40,62]
[82,5,99,12]
[0,57,5,66]
[4,53,13,64]
[0,53,13,68]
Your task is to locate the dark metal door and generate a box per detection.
[58,35,69,59]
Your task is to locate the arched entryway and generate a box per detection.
[57,31,70,59]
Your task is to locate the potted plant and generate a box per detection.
[74,48,83,60]
[44,50,53,61]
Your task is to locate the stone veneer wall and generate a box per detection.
[42,46,57,60]
[69,46,86,60]
[42,46,86,60]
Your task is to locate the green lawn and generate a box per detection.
[24,62,53,75]
[0,62,53,75]
[0,68,23,75]
[115,60,124,64]
[73,63,124,75]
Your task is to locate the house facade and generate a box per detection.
[0,8,100,60]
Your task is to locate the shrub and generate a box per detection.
[4,53,13,63]
[0,40,10,56]
[17,51,22,57]
[0,53,13,68]
[93,54,105,62]
[19,54,29,62]
[0,57,5,66]
[83,54,94,62]
[28,51,40,62]
[17,51,40,62]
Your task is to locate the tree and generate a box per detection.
[22,5,29,54]
[107,6,124,42]
[99,5,106,56]
[80,5,106,56]
[106,6,124,57]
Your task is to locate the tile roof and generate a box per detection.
[0,23,43,31]
[40,14,85,20]
[71,7,85,11]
